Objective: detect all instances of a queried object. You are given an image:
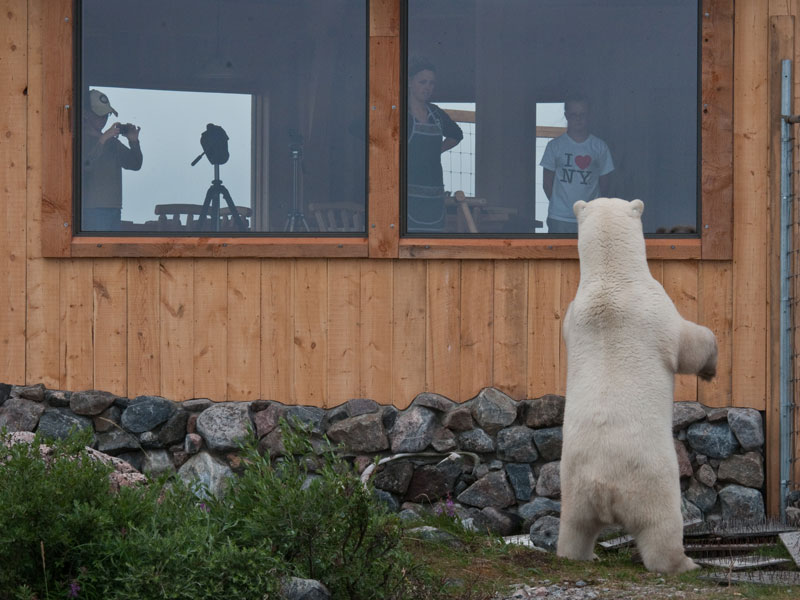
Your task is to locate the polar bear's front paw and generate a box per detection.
[698,363,716,381]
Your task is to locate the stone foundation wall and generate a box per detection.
[0,383,766,536]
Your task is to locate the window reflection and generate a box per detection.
[407,0,699,236]
[80,0,367,235]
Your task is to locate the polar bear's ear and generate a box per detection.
[573,200,588,218]
[630,199,644,217]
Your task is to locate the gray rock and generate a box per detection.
[520,395,565,428]
[93,405,121,432]
[405,456,463,503]
[142,449,175,477]
[0,383,10,406]
[686,422,739,459]
[96,428,141,454]
[389,406,437,452]
[471,388,518,434]
[519,497,561,530]
[787,507,800,528]
[345,397,380,417]
[533,427,563,461]
[681,497,704,523]
[431,426,457,452]
[685,479,717,513]
[195,403,252,452]
[252,402,285,438]
[121,396,176,433]
[478,507,521,536]
[326,412,388,452]
[259,428,285,456]
[674,439,693,478]
[672,402,707,432]
[14,384,45,403]
[374,460,414,495]
[535,461,561,499]
[36,408,93,440]
[381,406,399,432]
[185,433,203,454]
[530,515,560,552]
[505,463,535,502]
[139,431,161,449]
[457,471,515,509]
[373,488,400,512]
[117,451,144,473]
[706,408,729,423]
[442,406,474,431]
[157,410,189,447]
[717,452,764,488]
[44,389,71,408]
[719,484,766,522]
[280,577,331,600]
[495,426,538,462]
[177,451,234,499]
[457,428,495,453]
[406,526,462,548]
[412,392,456,412]
[70,390,117,416]
[181,398,213,412]
[696,463,717,487]
[0,398,46,432]
[285,406,326,434]
[727,408,764,451]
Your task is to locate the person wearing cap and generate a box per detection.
[81,89,143,231]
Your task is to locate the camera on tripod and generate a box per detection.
[190,123,246,232]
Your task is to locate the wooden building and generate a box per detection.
[1,0,798,513]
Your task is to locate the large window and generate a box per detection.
[406,0,700,236]
[79,0,367,235]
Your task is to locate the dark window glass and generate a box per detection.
[406,0,699,236]
[79,0,367,235]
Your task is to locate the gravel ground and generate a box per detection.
[495,579,718,600]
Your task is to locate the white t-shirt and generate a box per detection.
[540,133,614,222]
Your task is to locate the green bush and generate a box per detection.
[222,419,414,600]
[0,422,423,600]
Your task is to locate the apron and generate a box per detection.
[407,106,446,232]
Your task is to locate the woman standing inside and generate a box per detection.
[407,58,463,232]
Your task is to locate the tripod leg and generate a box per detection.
[197,186,217,231]
[219,185,247,232]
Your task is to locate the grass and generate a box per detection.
[403,521,800,600]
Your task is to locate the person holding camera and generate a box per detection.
[81,89,143,231]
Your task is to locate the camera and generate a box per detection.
[118,123,132,135]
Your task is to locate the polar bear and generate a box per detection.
[556,198,716,574]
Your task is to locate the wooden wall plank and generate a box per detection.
[25,0,60,388]
[702,0,735,259]
[294,259,327,406]
[732,0,769,409]
[368,35,400,258]
[698,261,733,408]
[769,0,797,16]
[1,0,28,384]
[370,0,399,36]
[327,259,361,406]
[427,260,461,400]
[193,259,227,401]
[127,259,160,397]
[528,261,562,398]
[493,261,528,399]
[460,260,493,400]
[557,261,580,395]
[361,260,393,403]
[261,259,294,402]
[392,260,426,408]
[663,261,700,402]
[40,0,72,257]
[60,260,93,391]
[160,259,193,401]
[227,259,261,401]
[92,260,127,395]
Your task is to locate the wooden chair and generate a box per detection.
[448,191,483,233]
[307,202,365,232]
[154,204,252,232]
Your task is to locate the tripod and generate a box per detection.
[284,143,310,232]
[197,164,247,232]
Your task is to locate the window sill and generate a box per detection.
[68,236,369,258]
[399,237,702,260]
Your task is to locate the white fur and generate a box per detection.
[556,198,716,574]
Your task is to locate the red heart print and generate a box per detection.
[575,155,592,170]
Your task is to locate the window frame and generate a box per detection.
[42,0,731,261]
